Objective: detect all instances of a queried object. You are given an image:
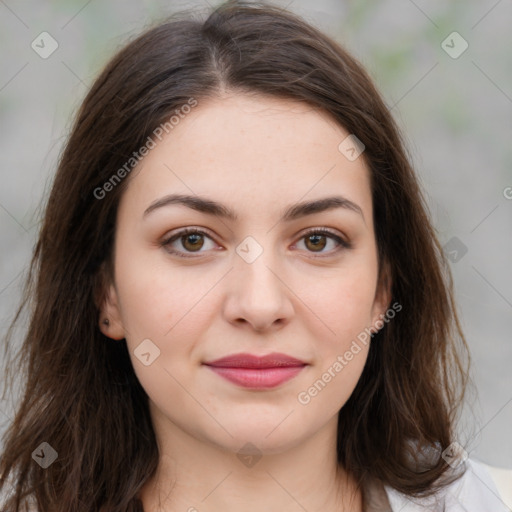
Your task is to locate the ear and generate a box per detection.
[370,259,393,333]
[95,263,126,341]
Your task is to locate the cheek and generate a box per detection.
[297,347,369,421]
[309,260,379,345]
[297,280,374,416]
[113,239,196,339]
[116,271,173,340]
[113,246,219,380]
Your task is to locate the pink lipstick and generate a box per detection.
[203,352,307,389]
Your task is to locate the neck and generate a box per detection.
[139,413,363,512]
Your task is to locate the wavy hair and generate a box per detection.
[0,1,471,510]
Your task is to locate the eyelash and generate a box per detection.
[160,227,351,259]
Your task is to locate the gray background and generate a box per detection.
[1,0,511,468]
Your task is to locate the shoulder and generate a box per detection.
[383,458,512,511]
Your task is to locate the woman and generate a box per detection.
[0,1,510,510]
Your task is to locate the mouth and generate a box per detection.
[203,352,308,389]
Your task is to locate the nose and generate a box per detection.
[222,247,294,333]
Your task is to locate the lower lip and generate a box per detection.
[205,365,305,389]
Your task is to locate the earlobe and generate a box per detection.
[98,282,126,340]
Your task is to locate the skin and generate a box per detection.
[99,92,391,512]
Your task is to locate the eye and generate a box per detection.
[160,228,218,258]
[294,227,351,257]
[160,227,351,259]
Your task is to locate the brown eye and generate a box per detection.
[295,228,350,257]
[304,233,327,252]
[181,232,205,252]
[161,228,217,258]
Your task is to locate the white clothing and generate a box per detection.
[371,458,512,511]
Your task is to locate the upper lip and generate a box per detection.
[203,352,307,368]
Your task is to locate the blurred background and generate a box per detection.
[0,0,511,469]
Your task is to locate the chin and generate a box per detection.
[207,414,312,455]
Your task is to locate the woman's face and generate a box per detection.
[100,92,390,455]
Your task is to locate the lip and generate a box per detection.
[203,352,307,389]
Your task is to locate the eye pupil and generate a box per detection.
[305,234,326,252]
[183,233,204,251]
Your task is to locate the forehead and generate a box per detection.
[121,93,372,223]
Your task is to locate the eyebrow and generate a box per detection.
[143,193,365,223]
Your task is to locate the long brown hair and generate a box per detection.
[0,1,471,510]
